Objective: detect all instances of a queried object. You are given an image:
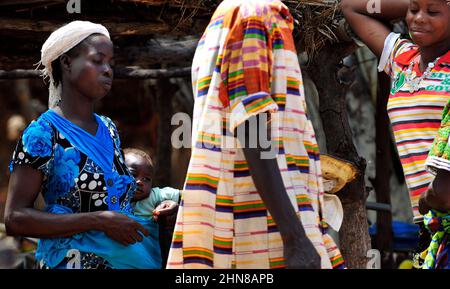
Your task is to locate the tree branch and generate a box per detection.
[0,67,191,79]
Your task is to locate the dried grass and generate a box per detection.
[284,0,341,58]
[170,0,341,59]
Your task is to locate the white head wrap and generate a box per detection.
[39,20,110,108]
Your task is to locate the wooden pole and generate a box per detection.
[0,18,170,36]
[370,72,394,268]
[0,37,198,70]
[117,37,198,67]
[0,67,190,79]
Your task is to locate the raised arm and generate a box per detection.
[340,0,410,57]
[237,114,321,269]
[5,165,149,246]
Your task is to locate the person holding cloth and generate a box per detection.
[167,0,344,269]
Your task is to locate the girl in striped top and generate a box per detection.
[341,0,450,266]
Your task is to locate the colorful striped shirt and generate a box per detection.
[166,0,343,269]
[380,33,450,222]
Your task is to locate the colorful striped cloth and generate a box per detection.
[380,33,450,223]
[167,0,344,269]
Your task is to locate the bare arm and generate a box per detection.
[422,169,450,212]
[5,165,149,246]
[340,0,410,57]
[237,114,321,269]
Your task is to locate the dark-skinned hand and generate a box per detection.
[96,211,150,246]
[152,200,178,222]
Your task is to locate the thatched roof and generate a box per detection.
[283,0,342,58]
[0,0,343,70]
[140,0,344,57]
[174,0,343,58]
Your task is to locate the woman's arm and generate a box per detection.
[340,0,410,57]
[5,165,149,246]
[423,169,450,212]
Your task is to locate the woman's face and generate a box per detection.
[406,0,450,48]
[67,34,114,101]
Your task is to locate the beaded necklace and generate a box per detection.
[405,57,440,93]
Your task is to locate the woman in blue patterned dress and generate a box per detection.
[4,21,161,269]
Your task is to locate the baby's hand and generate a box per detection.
[153,200,178,222]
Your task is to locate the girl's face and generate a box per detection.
[67,34,114,101]
[406,0,450,48]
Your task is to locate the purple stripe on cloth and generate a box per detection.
[243,59,261,67]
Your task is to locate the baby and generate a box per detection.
[124,148,180,267]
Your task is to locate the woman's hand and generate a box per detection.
[96,211,150,246]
